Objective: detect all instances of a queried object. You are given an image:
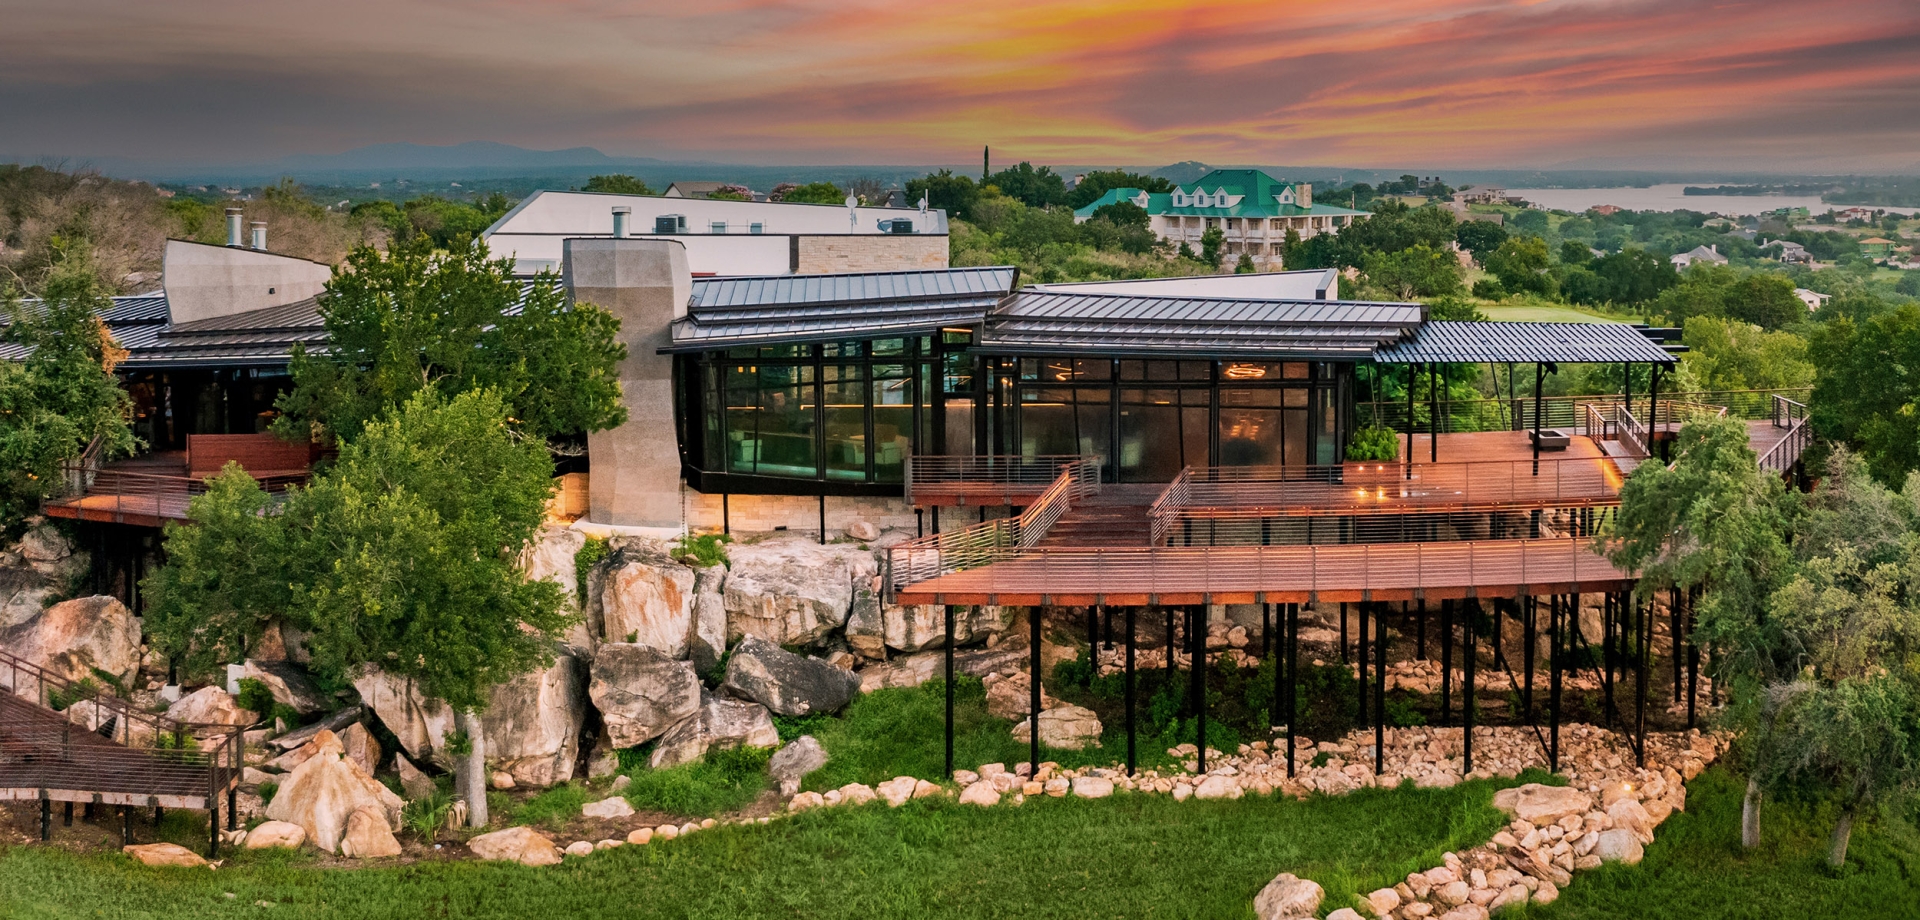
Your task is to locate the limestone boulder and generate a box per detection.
[649,690,779,769]
[587,643,702,748]
[123,843,207,868]
[1491,783,1593,825]
[0,561,62,631]
[339,805,402,858]
[239,659,329,716]
[339,721,382,777]
[1253,872,1324,920]
[264,729,404,853]
[1593,828,1644,865]
[164,686,257,727]
[689,566,729,674]
[355,650,586,787]
[843,590,886,660]
[243,820,306,850]
[393,752,436,800]
[2,595,140,687]
[1194,774,1242,800]
[1009,704,1103,750]
[884,603,970,653]
[768,735,829,795]
[594,544,696,658]
[521,526,586,601]
[467,826,562,867]
[986,677,1058,719]
[1071,776,1113,799]
[582,796,635,819]
[722,634,860,717]
[722,537,874,645]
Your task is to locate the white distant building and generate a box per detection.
[482,190,949,276]
[1794,288,1831,311]
[1670,244,1728,269]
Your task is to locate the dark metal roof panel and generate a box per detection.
[165,298,323,334]
[976,290,1423,358]
[690,266,1016,309]
[1373,321,1677,365]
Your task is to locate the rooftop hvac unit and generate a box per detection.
[654,214,686,234]
[882,219,914,234]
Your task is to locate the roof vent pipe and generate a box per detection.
[250,221,267,251]
[611,206,630,239]
[225,208,244,247]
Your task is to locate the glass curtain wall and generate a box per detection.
[690,336,945,489]
[1013,358,1348,482]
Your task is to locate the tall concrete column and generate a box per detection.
[564,238,690,528]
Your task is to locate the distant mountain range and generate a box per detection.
[16,141,1914,192]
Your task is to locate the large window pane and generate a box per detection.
[872,364,912,482]
[1020,387,1110,466]
[1218,388,1281,467]
[823,363,867,481]
[726,363,815,477]
[1119,388,1209,481]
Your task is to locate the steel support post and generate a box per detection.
[40,796,50,841]
[1440,600,1454,725]
[1286,602,1299,778]
[1125,607,1137,775]
[1463,601,1476,776]
[1191,606,1208,773]
[63,801,73,827]
[1375,603,1387,776]
[1671,587,1683,703]
[1030,606,1042,774]
[1165,607,1176,680]
[1635,593,1649,768]
[1357,600,1370,729]
[1550,595,1563,772]
[945,605,956,778]
[1523,595,1536,723]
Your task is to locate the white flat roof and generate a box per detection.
[483,189,947,274]
[1029,269,1338,301]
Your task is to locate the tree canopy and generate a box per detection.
[983,162,1069,209]
[776,182,845,205]
[275,235,627,444]
[581,175,653,196]
[1067,170,1174,209]
[1807,304,1920,485]
[0,256,137,525]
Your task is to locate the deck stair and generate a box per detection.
[1030,483,1161,548]
[0,649,242,854]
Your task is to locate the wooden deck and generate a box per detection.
[891,538,1632,606]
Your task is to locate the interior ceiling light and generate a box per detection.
[1223,364,1267,379]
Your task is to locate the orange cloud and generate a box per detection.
[2,0,1917,169]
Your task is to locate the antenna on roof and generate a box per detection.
[918,193,929,218]
[846,195,859,231]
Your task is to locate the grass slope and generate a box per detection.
[1520,769,1920,919]
[0,784,1504,920]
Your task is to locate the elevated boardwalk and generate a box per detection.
[1,650,241,854]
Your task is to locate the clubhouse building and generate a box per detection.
[1072,169,1369,269]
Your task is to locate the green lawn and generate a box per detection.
[1517,769,1919,919]
[3,768,1914,919]
[0,782,1505,920]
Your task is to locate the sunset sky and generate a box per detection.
[3,0,1918,171]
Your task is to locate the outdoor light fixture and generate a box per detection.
[1223,363,1267,379]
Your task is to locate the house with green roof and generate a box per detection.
[1072,168,1368,268]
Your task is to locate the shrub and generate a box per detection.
[401,791,453,841]
[573,536,610,605]
[1347,425,1401,462]
[673,533,731,568]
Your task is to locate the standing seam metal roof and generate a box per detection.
[665,267,1018,352]
[1373,321,1677,365]
[975,290,1423,358]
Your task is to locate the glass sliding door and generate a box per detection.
[822,361,868,481]
[1218,388,1283,468]
[1119,388,1209,482]
[726,361,816,477]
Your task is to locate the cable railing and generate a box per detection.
[1759,394,1812,475]
[46,462,307,524]
[1616,405,1650,460]
[1162,505,1614,547]
[1,649,243,812]
[885,458,1099,597]
[1146,466,1193,548]
[1356,388,1802,434]
[905,453,1099,506]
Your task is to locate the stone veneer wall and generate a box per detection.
[794,235,948,273]
[680,491,919,535]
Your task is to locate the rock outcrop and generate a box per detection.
[587,643,702,748]
[241,659,330,716]
[164,686,257,727]
[689,566,728,674]
[722,538,874,645]
[594,543,695,657]
[649,691,778,769]
[339,804,403,858]
[123,843,207,868]
[355,650,586,787]
[2,595,140,687]
[722,635,859,717]
[263,729,404,853]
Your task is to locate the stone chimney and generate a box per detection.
[563,238,691,528]
[1297,184,1313,209]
